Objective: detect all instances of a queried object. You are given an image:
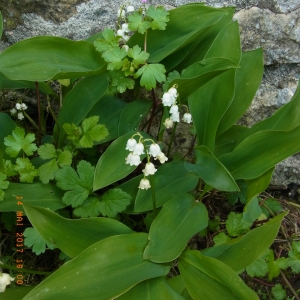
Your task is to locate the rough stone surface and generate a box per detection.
[0,0,299,185]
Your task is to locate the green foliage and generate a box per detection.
[94,28,120,53]
[24,227,55,255]
[55,160,94,207]
[128,11,151,34]
[287,241,300,273]
[226,212,252,237]
[0,172,9,200]
[271,284,287,300]
[4,127,37,157]
[147,6,170,30]
[14,157,38,183]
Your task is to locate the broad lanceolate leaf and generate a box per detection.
[4,127,37,157]
[55,73,109,148]
[202,212,287,271]
[217,48,264,135]
[179,250,259,300]
[24,227,55,255]
[23,203,132,258]
[0,36,106,81]
[99,188,132,218]
[134,162,198,213]
[118,277,184,300]
[128,5,229,62]
[219,126,300,180]
[184,145,239,192]
[23,234,170,300]
[143,194,208,263]
[135,63,166,90]
[0,182,65,212]
[55,160,94,207]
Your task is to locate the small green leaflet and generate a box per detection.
[24,227,55,255]
[55,160,94,207]
[260,198,283,218]
[213,232,231,246]
[99,188,132,218]
[102,47,128,71]
[3,160,17,177]
[73,197,101,218]
[135,63,166,90]
[286,241,300,273]
[163,70,181,91]
[110,70,135,93]
[0,172,9,201]
[14,157,38,183]
[225,212,252,237]
[127,45,149,68]
[128,11,151,34]
[4,127,37,157]
[271,284,286,300]
[147,6,170,30]
[246,257,268,277]
[38,144,72,184]
[94,28,120,53]
[63,116,108,148]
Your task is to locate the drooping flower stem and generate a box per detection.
[167,122,178,157]
[149,175,157,218]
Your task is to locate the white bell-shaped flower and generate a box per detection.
[125,153,141,166]
[122,23,130,32]
[127,5,135,13]
[182,113,192,123]
[133,142,144,155]
[117,29,125,38]
[15,103,21,110]
[149,143,161,157]
[164,118,173,129]
[10,108,17,115]
[21,103,28,110]
[162,92,173,107]
[123,35,130,42]
[169,105,179,114]
[117,8,126,17]
[168,87,178,99]
[0,273,14,293]
[125,138,137,151]
[17,112,24,120]
[171,112,180,122]
[138,178,151,190]
[142,162,157,176]
[155,152,168,164]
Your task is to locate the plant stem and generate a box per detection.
[280,270,300,300]
[149,175,157,218]
[144,29,148,52]
[1,263,52,276]
[147,89,157,134]
[35,82,42,146]
[167,122,177,157]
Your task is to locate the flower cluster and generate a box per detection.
[10,102,28,120]
[125,133,168,190]
[161,85,192,128]
[116,5,136,42]
[0,273,14,293]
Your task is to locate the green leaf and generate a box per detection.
[128,45,149,67]
[99,188,132,218]
[93,131,149,191]
[38,159,59,184]
[3,159,17,177]
[202,212,287,271]
[55,160,94,207]
[287,241,300,273]
[0,12,2,39]
[184,145,239,192]
[219,126,300,180]
[266,250,281,280]
[24,227,55,255]
[242,197,262,224]
[128,11,151,34]
[147,6,170,30]
[102,47,127,70]
[213,232,231,246]
[55,73,109,148]
[4,127,37,157]
[118,277,184,300]
[14,158,38,183]
[128,5,228,62]
[217,48,264,135]
[179,250,259,300]
[134,162,198,213]
[0,173,9,190]
[143,194,208,263]
[37,143,57,159]
[226,212,252,237]
[0,182,65,212]
[246,257,268,277]
[73,197,101,218]
[0,36,106,81]
[23,203,133,258]
[272,284,287,300]
[110,70,135,93]
[135,63,166,90]
[94,28,120,53]
[163,70,181,91]
[23,234,170,300]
